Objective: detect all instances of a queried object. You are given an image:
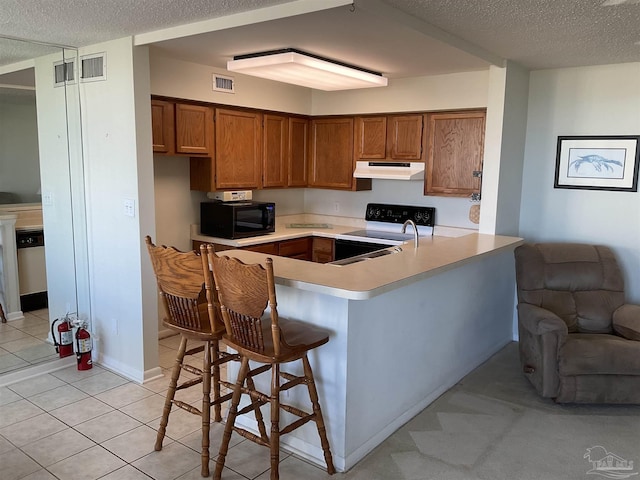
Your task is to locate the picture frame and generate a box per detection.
[554,136,640,192]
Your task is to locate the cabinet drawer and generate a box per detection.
[278,237,311,257]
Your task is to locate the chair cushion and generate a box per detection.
[559,334,640,376]
[515,243,625,334]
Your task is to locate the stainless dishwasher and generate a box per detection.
[16,229,48,311]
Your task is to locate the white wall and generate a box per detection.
[79,38,158,382]
[480,62,529,236]
[0,95,41,202]
[150,51,312,114]
[521,63,640,303]
[311,70,488,115]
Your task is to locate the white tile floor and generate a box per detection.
[0,334,334,480]
[2,341,638,479]
[0,310,56,375]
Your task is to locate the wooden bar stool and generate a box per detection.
[206,247,335,480]
[145,236,239,477]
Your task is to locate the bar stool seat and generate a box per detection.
[146,236,238,477]
[206,248,335,480]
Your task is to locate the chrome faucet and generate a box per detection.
[401,219,419,248]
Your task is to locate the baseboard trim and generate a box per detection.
[97,353,145,384]
[0,356,75,387]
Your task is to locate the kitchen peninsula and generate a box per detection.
[193,220,522,471]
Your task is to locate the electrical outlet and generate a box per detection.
[123,198,136,217]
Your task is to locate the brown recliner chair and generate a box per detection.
[514,243,640,403]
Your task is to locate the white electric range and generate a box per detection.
[333,203,436,260]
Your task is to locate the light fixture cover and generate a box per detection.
[227,49,388,91]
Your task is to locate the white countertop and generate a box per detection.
[191,215,522,300]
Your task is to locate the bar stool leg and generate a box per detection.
[211,341,223,423]
[245,373,269,442]
[201,340,212,477]
[270,363,280,480]
[214,356,251,480]
[155,335,188,451]
[303,355,335,474]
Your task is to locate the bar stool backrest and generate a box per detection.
[145,236,222,335]
[207,250,281,356]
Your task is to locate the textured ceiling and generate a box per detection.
[1,0,640,83]
[383,0,640,69]
[0,0,292,48]
[150,6,491,78]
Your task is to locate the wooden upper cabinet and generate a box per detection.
[387,114,424,160]
[355,116,387,159]
[215,108,263,190]
[151,100,175,154]
[288,117,308,187]
[175,103,213,156]
[355,114,424,161]
[262,114,288,188]
[425,110,486,197]
[309,117,355,190]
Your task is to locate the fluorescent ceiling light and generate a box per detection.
[227,49,388,91]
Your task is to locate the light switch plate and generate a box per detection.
[123,198,135,217]
[42,191,54,206]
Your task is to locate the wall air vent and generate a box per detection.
[213,74,235,93]
[53,59,76,87]
[80,53,106,82]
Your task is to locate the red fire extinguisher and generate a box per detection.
[75,322,93,370]
[51,316,74,358]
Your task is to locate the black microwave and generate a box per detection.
[200,201,275,239]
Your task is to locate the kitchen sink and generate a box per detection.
[330,246,402,266]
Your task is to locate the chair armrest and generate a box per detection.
[517,303,569,337]
[613,304,640,341]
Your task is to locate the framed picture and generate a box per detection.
[554,136,640,192]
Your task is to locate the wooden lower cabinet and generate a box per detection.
[244,242,279,255]
[278,237,312,261]
[312,237,335,263]
[192,236,330,262]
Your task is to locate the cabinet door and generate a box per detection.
[215,109,263,190]
[288,117,308,187]
[312,237,334,263]
[309,117,355,189]
[355,116,387,159]
[263,114,288,188]
[387,115,423,160]
[278,237,311,260]
[425,111,485,197]
[151,100,175,154]
[175,104,213,155]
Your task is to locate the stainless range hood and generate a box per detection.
[353,161,424,180]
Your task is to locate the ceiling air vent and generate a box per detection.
[80,53,106,82]
[53,59,76,87]
[213,74,235,93]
